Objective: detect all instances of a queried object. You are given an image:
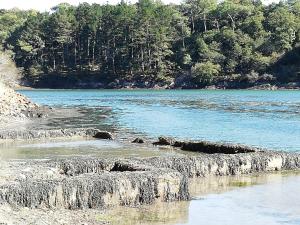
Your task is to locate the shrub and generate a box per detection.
[191,62,221,86]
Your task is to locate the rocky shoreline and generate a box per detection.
[24,76,300,90]
[0,84,50,131]
[0,123,299,211]
[0,84,42,118]
[1,84,300,224]
[0,151,299,210]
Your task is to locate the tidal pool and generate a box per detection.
[0,138,187,159]
[102,172,300,225]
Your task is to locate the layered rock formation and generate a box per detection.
[0,151,299,209]
[0,128,113,140]
[0,159,189,209]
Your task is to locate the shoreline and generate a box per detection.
[0,149,299,209]
[15,82,300,91]
[0,120,299,223]
[1,170,298,224]
[0,128,300,207]
[1,86,300,224]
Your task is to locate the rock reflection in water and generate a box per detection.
[0,139,184,160]
[103,172,300,225]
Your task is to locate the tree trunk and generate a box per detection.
[62,44,65,67]
[181,23,185,49]
[191,16,195,33]
[74,39,77,68]
[215,19,220,31]
[78,37,82,71]
[87,36,90,65]
[92,38,96,66]
[203,14,207,32]
[53,49,56,70]
[112,36,116,76]
[141,46,144,72]
[228,14,235,32]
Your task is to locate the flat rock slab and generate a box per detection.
[0,151,299,210]
[0,163,188,209]
[0,128,112,140]
[153,137,260,154]
[180,141,258,154]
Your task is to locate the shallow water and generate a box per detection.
[20,89,300,151]
[103,172,300,225]
[0,139,186,159]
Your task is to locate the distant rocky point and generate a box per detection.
[0,83,48,124]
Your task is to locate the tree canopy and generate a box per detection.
[1,0,300,88]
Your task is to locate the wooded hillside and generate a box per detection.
[1,0,300,88]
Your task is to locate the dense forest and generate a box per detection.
[1,0,300,88]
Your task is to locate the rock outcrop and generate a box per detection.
[0,128,113,140]
[153,137,259,154]
[0,151,299,209]
[132,138,145,144]
[0,159,189,209]
[0,84,42,119]
[153,136,176,146]
[179,141,258,154]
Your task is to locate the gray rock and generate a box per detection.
[0,150,300,209]
[0,160,189,209]
[0,128,111,140]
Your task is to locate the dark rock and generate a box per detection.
[93,131,113,140]
[172,141,184,148]
[153,136,176,145]
[85,128,101,137]
[132,138,145,144]
[181,141,258,154]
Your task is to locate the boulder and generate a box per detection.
[132,138,145,144]
[93,131,113,140]
[153,136,176,145]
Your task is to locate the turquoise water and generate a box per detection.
[19,89,300,152]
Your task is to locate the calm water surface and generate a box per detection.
[103,172,300,225]
[20,89,300,151]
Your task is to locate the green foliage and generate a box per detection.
[191,61,220,85]
[1,0,300,86]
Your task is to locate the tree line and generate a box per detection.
[1,0,300,88]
